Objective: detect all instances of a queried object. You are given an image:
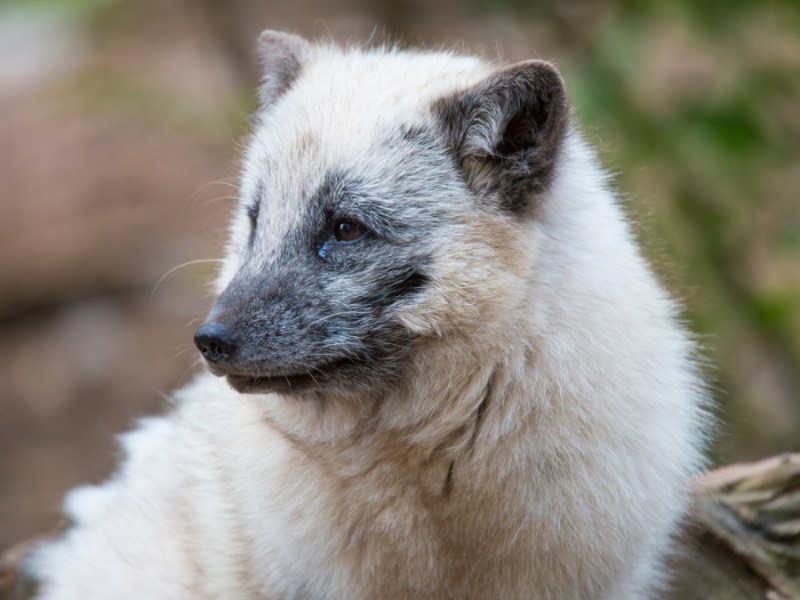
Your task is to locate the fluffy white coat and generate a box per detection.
[30,39,708,599]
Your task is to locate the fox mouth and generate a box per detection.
[225,372,322,393]
[212,357,357,394]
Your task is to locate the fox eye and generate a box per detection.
[245,204,260,247]
[333,220,365,242]
[318,219,368,258]
[246,204,259,229]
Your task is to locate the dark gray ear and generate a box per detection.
[257,30,310,109]
[435,60,569,213]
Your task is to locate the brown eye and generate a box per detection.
[334,220,364,242]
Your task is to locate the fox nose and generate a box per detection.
[194,323,238,363]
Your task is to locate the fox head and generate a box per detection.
[195,32,569,398]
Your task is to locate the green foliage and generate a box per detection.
[0,0,116,15]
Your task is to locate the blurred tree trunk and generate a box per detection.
[2,455,799,599]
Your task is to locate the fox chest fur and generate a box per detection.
[31,32,709,600]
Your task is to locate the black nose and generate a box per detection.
[194,323,237,363]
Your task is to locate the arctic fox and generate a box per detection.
[30,31,708,599]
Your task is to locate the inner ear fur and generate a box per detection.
[435,60,569,213]
[257,30,310,110]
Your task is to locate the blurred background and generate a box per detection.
[1,0,798,549]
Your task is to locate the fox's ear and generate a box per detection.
[435,60,569,213]
[257,30,310,109]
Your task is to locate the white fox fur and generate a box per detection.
[30,35,708,599]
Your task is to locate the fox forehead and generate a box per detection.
[241,47,494,194]
[256,46,493,142]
